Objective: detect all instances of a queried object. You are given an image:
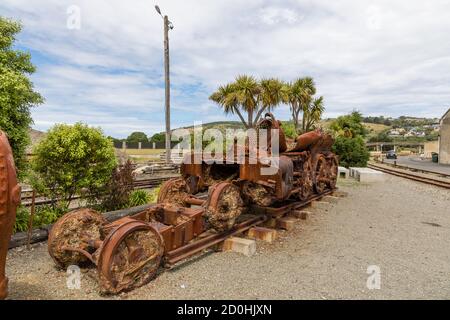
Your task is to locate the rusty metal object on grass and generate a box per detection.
[0,131,21,300]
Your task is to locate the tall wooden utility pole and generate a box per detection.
[163,15,171,163]
[156,5,173,163]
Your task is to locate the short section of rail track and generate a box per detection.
[368,163,450,189]
[20,174,180,207]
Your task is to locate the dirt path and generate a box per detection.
[5,175,450,300]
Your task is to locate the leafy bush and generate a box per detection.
[14,206,30,233]
[13,204,67,234]
[100,160,134,211]
[280,122,297,139]
[330,111,370,168]
[0,18,43,177]
[33,205,67,226]
[128,190,151,207]
[330,111,368,138]
[31,122,117,209]
[148,187,160,203]
[332,135,369,168]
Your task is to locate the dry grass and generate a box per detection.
[117,148,164,156]
[363,122,390,133]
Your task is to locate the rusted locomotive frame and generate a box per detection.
[48,113,339,294]
[47,187,335,294]
[0,131,21,300]
[164,214,267,267]
[48,204,206,294]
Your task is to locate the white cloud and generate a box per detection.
[1,0,450,137]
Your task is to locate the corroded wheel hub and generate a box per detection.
[48,209,107,268]
[157,178,190,207]
[298,158,313,201]
[327,156,339,189]
[204,182,244,232]
[97,218,164,294]
[313,156,328,194]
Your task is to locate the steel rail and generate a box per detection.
[367,163,450,189]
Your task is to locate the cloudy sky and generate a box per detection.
[1,0,450,138]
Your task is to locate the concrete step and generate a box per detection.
[276,217,297,230]
[221,237,256,256]
[311,200,331,210]
[291,210,311,220]
[247,227,277,243]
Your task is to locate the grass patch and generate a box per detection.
[118,148,165,156]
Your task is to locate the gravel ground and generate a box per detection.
[5,175,450,300]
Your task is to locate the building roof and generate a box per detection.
[441,108,450,124]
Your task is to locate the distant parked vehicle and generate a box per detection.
[386,150,397,159]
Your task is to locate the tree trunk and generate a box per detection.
[248,109,253,128]
[234,107,249,129]
[302,106,307,132]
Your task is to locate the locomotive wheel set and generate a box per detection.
[47,113,339,294]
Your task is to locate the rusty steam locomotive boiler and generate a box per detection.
[0,131,21,300]
[48,113,338,294]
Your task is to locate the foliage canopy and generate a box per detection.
[0,17,43,177]
[330,111,369,167]
[31,122,117,208]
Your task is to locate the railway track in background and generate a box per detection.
[20,174,180,207]
[367,163,450,189]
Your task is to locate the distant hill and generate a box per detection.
[179,121,245,131]
[27,128,46,154]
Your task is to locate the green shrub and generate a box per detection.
[280,122,297,139]
[14,206,30,233]
[31,122,117,209]
[330,111,370,168]
[0,18,43,178]
[13,204,67,234]
[148,187,160,203]
[33,205,67,226]
[128,190,151,207]
[332,135,369,168]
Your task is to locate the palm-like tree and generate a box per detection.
[297,77,316,132]
[256,78,284,123]
[210,75,284,128]
[209,83,248,127]
[282,77,316,132]
[304,96,324,132]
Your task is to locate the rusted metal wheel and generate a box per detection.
[48,209,107,268]
[204,182,244,232]
[97,218,164,294]
[327,156,339,189]
[157,177,190,207]
[298,158,313,201]
[313,155,328,194]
